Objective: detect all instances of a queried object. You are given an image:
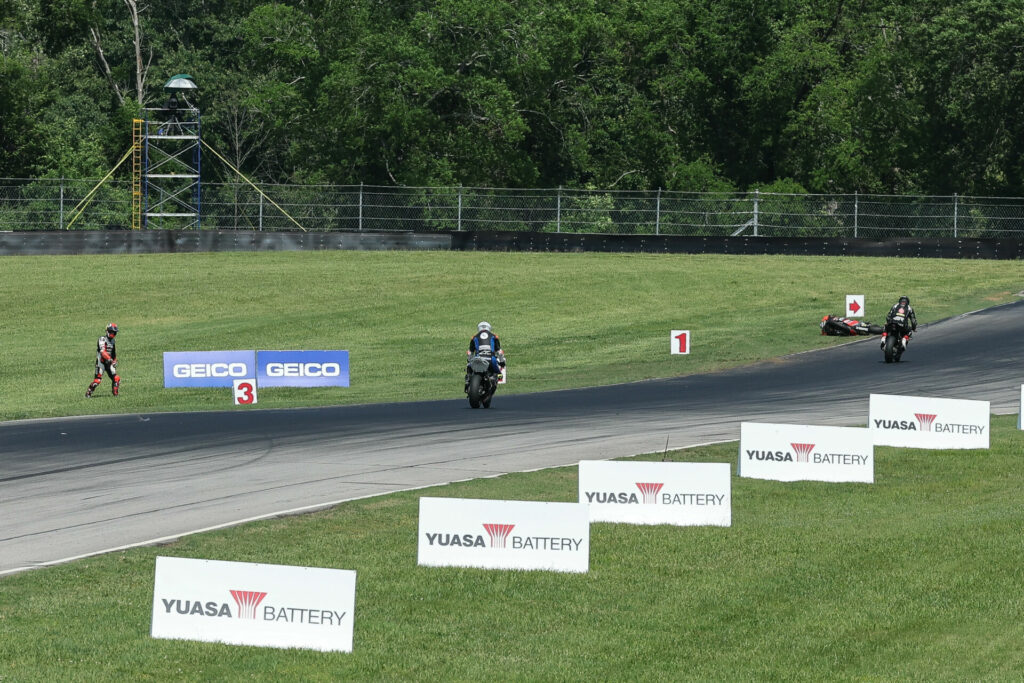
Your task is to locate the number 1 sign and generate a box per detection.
[671,330,691,355]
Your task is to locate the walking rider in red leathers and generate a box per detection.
[86,323,120,397]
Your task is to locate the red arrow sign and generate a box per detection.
[848,300,861,314]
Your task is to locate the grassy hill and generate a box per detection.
[1,251,1021,421]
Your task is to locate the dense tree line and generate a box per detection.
[2,0,1023,195]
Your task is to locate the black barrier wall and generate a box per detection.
[0,230,452,254]
[2,230,1022,259]
[450,232,1024,259]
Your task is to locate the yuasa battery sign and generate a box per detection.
[418,497,590,573]
[869,393,990,449]
[163,351,256,388]
[151,556,356,652]
[578,461,731,526]
[738,422,874,483]
[257,351,350,387]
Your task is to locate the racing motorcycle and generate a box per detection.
[880,319,911,363]
[465,354,501,409]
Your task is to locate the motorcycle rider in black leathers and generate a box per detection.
[86,323,120,397]
[882,296,917,350]
[466,321,505,388]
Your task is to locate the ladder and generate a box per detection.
[131,118,143,230]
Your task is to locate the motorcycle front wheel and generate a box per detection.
[884,335,896,363]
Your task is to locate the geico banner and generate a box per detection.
[257,350,350,388]
[418,497,589,573]
[579,461,731,526]
[151,556,356,652]
[163,351,256,388]
[869,393,990,449]
[738,422,874,483]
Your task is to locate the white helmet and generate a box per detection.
[477,321,491,333]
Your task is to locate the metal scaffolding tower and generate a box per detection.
[138,75,201,230]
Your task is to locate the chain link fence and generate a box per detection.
[3,178,1024,238]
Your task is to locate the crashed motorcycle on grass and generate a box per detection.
[820,315,883,337]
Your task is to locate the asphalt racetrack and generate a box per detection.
[2,300,1022,575]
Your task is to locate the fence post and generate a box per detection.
[258,192,264,231]
[953,193,958,238]
[556,185,561,233]
[359,182,363,232]
[59,177,65,230]
[854,191,858,239]
[753,189,759,237]
[458,185,462,231]
[655,188,661,236]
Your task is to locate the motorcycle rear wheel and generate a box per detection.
[468,374,483,409]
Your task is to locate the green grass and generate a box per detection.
[1,251,1021,421]
[1,416,1021,680]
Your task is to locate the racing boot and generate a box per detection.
[86,380,100,397]
[879,333,887,350]
[112,378,120,396]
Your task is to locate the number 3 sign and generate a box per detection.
[670,330,691,355]
[232,378,258,405]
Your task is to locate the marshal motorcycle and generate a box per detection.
[465,354,502,409]
[880,319,911,363]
